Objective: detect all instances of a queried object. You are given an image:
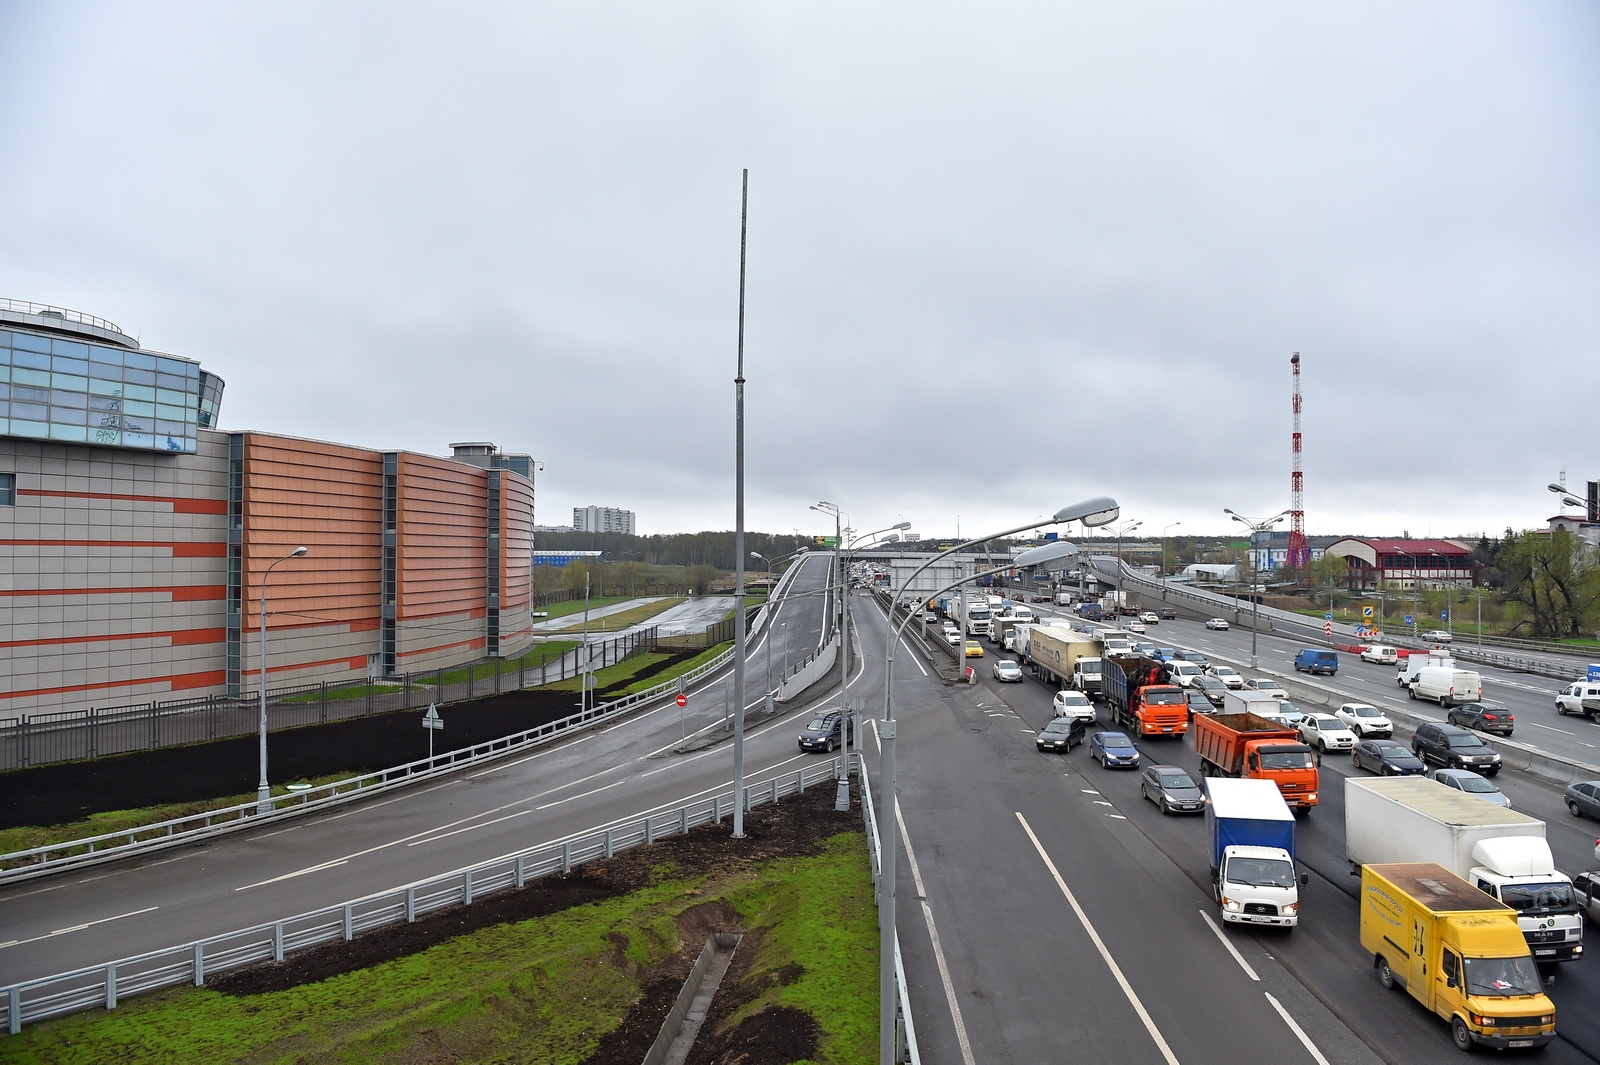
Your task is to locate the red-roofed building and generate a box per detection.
[1323,538,1477,591]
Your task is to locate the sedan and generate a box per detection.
[992,659,1023,682]
[1564,780,1600,820]
[1212,666,1245,689]
[1447,701,1515,737]
[1141,764,1204,814]
[1246,678,1288,700]
[1193,675,1229,706]
[1205,618,1230,630]
[1432,768,1511,808]
[1352,739,1426,775]
[1298,714,1356,753]
[1185,689,1215,716]
[1139,611,1160,624]
[1035,718,1084,753]
[1089,731,1141,769]
[1126,620,1147,634]
[1158,607,1176,620]
[1425,630,1454,644]
[1334,702,1393,738]
[964,640,985,658]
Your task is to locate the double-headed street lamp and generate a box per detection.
[1224,508,1289,668]
[258,545,308,813]
[1161,521,1182,588]
[1113,520,1142,609]
[876,497,1118,1064]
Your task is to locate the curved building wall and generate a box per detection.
[395,454,488,672]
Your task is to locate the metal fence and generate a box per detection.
[1,758,848,1036]
[0,628,660,772]
[0,640,739,882]
[859,757,921,1064]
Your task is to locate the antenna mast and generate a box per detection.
[1287,351,1308,570]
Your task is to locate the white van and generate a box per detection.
[1396,650,1453,688]
[1359,644,1398,665]
[1409,666,1482,708]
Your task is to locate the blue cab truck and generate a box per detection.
[1293,648,1338,675]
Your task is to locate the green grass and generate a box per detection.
[278,642,584,703]
[536,595,640,621]
[2,833,876,1064]
[544,597,688,635]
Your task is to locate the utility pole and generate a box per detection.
[731,169,750,838]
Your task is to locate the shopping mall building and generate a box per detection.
[0,300,537,718]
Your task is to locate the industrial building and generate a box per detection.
[0,300,537,719]
[1322,537,1477,591]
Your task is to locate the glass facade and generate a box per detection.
[0,328,222,453]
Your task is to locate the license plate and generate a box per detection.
[1245,915,1271,923]
[1534,949,1555,956]
[1508,1041,1532,1049]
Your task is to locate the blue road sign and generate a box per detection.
[1405,614,1414,625]
[1325,612,1333,621]
[1440,610,1449,621]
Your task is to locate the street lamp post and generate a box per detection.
[258,545,308,813]
[1161,521,1181,596]
[1224,508,1289,669]
[1114,520,1142,613]
[750,550,774,698]
[876,497,1119,1065]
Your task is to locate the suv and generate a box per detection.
[1157,607,1176,620]
[1334,702,1392,738]
[1447,700,1515,736]
[1411,721,1502,775]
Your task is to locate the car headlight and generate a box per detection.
[1471,1014,1496,1027]
[1223,898,1241,911]
[1283,903,1298,914]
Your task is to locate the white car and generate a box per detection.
[1126,620,1147,634]
[1166,661,1205,688]
[1245,678,1289,700]
[942,626,961,646]
[992,659,1024,682]
[1139,611,1160,624]
[1359,645,1398,665]
[1212,666,1245,689]
[1298,714,1356,753]
[1334,702,1392,738]
[1205,618,1230,630]
[1052,689,1096,724]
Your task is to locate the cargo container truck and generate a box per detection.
[1193,711,1319,811]
[1360,862,1556,1051]
[1103,654,1187,736]
[1026,626,1104,691]
[1206,777,1305,928]
[1346,776,1583,965]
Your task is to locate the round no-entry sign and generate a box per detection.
[675,694,687,707]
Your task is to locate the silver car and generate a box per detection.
[1433,768,1511,808]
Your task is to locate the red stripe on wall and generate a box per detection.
[1,670,227,701]
[0,628,225,650]
[20,489,228,515]
[0,585,225,600]
[2,540,227,556]
[398,636,487,658]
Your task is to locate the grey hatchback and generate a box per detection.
[1565,780,1600,820]
[1141,764,1204,814]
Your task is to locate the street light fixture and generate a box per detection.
[875,496,1116,1065]
[1113,520,1142,611]
[258,545,308,814]
[1224,508,1289,668]
[1161,521,1182,588]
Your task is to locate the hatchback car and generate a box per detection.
[1298,714,1355,753]
[1211,666,1244,689]
[964,640,985,658]
[798,711,853,753]
[1089,731,1141,769]
[1185,689,1215,716]
[1412,722,1502,775]
[992,659,1023,682]
[1141,764,1204,814]
[1564,780,1600,820]
[1139,611,1160,624]
[1245,678,1288,700]
[1052,689,1096,724]
[1351,738,1426,775]
[1447,701,1515,736]
[1334,703,1392,738]
[1035,717,1084,753]
[1432,768,1511,808]
[1205,618,1230,630]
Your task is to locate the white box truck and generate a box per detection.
[1206,777,1305,928]
[1345,776,1583,964]
[1409,665,1483,708]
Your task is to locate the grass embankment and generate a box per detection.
[0,771,360,861]
[285,641,584,703]
[2,833,876,1064]
[545,598,687,635]
[538,595,638,620]
[543,641,733,696]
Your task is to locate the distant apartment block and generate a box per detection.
[573,505,635,534]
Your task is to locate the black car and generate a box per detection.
[1172,648,1210,670]
[1140,764,1204,813]
[1192,675,1228,707]
[798,710,853,753]
[1352,738,1427,775]
[1158,607,1176,620]
[1035,717,1085,752]
[1446,701,1515,737]
[1411,721,1502,775]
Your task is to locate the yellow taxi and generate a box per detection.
[964,640,985,658]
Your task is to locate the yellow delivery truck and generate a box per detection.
[1361,862,1556,1051]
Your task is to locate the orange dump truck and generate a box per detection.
[1193,711,1320,811]
[1103,654,1188,737]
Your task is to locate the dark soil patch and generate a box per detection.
[0,651,705,829]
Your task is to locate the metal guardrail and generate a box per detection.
[0,298,127,337]
[859,756,921,1064]
[0,759,848,1036]
[0,643,739,882]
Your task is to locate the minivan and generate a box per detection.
[1293,649,1338,675]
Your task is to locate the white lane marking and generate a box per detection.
[1080,788,1100,794]
[1015,812,1181,1065]
[1019,728,1035,734]
[1106,814,1127,819]
[1531,722,1574,735]
[1092,801,1113,807]
[320,780,459,819]
[535,779,630,810]
[0,905,161,951]
[467,735,594,778]
[406,809,533,846]
[1198,910,1259,980]
[237,858,350,889]
[1265,991,1333,1065]
[895,799,977,1065]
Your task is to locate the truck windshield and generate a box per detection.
[1462,955,1543,997]
[1259,750,1315,769]
[1144,690,1183,705]
[1497,881,1576,913]
[1224,857,1295,889]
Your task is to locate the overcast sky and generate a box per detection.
[3,3,1595,544]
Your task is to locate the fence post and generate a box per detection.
[468,665,475,699]
[604,829,614,858]
[406,887,417,922]
[646,816,655,844]
[193,942,205,986]
[515,854,526,887]
[562,841,572,874]
[320,681,328,724]
[148,702,157,750]
[463,870,473,905]
[519,657,525,690]
[342,903,353,941]
[714,795,722,823]
[680,806,689,836]
[366,682,374,718]
[273,922,284,961]
[105,963,117,1010]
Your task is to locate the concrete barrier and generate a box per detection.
[775,635,839,704]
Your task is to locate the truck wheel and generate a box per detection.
[1556,701,1567,715]
[1407,687,1416,700]
[1439,695,1449,708]
[1451,1017,1475,1052]
[1377,956,1397,989]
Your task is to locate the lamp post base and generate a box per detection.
[256,785,273,815]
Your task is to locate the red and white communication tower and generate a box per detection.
[1287,351,1309,569]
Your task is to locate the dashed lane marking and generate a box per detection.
[1198,910,1259,980]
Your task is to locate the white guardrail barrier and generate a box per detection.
[859,756,922,1065]
[2,759,850,1035]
